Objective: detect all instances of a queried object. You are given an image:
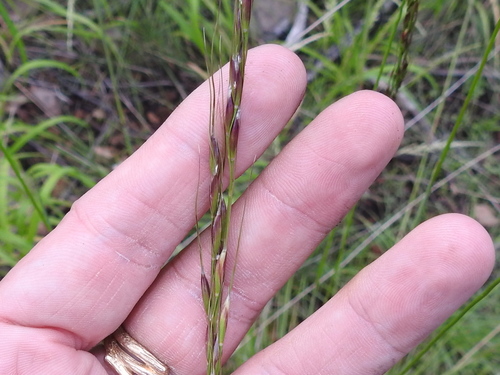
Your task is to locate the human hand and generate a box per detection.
[0,45,495,375]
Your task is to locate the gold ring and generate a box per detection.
[104,326,170,375]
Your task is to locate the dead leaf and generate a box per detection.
[30,86,61,117]
[92,108,106,120]
[251,0,297,41]
[146,111,161,126]
[473,204,500,227]
[93,146,117,159]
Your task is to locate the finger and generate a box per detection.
[233,214,495,375]
[0,45,307,349]
[121,90,404,374]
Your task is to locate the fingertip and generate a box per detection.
[419,213,495,285]
[244,44,306,125]
[343,90,405,148]
[249,44,307,90]
[303,90,404,179]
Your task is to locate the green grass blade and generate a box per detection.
[2,59,79,93]
[29,164,96,202]
[0,1,28,64]
[0,142,51,231]
[160,0,205,53]
[9,116,88,154]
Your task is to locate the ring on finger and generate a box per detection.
[104,326,169,375]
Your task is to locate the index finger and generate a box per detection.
[0,45,307,349]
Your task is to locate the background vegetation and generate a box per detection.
[1,0,499,373]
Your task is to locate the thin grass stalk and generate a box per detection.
[91,0,131,152]
[202,1,253,374]
[386,0,419,99]
[397,276,500,375]
[413,16,500,224]
[332,205,355,293]
[399,0,473,237]
[373,1,403,91]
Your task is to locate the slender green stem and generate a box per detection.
[397,277,500,375]
[414,16,500,224]
[374,3,403,91]
[333,205,355,293]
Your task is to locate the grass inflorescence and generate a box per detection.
[386,0,420,99]
[201,1,252,374]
